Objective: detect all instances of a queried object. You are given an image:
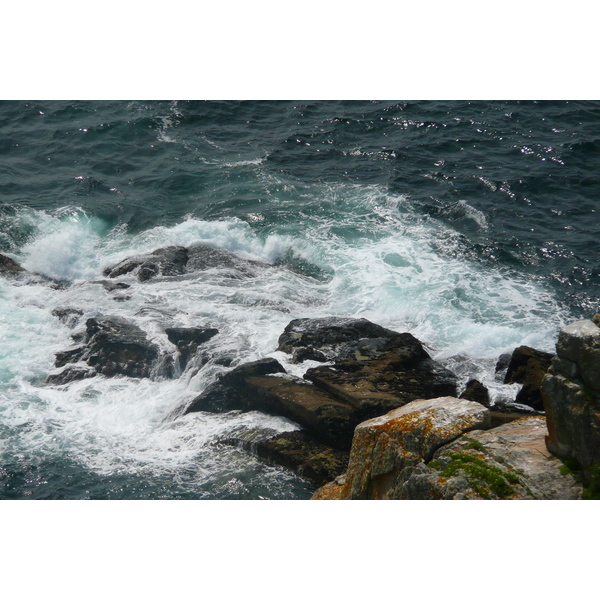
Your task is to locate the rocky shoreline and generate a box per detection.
[3,247,599,499]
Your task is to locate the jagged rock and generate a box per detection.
[277,317,411,358]
[459,379,490,407]
[103,243,270,283]
[495,353,511,376]
[504,345,553,410]
[315,397,491,500]
[165,327,219,369]
[103,245,189,281]
[400,417,583,500]
[186,243,268,276]
[187,360,359,450]
[46,365,96,385]
[185,358,287,413]
[47,316,167,381]
[542,319,600,484]
[278,317,458,421]
[224,430,349,486]
[291,347,328,364]
[52,308,84,328]
[0,253,25,275]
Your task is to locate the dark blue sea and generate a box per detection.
[1,100,599,499]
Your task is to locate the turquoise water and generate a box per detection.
[1,100,598,499]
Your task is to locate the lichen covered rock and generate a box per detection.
[324,397,490,499]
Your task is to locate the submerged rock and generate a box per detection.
[52,308,84,328]
[504,345,553,410]
[542,319,600,485]
[0,253,26,275]
[165,327,219,370]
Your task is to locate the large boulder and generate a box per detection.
[186,359,359,450]
[542,319,600,485]
[278,317,458,421]
[313,409,583,500]
[103,243,270,282]
[47,316,168,382]
[504,345,553,410]
[323,397,491,499]
[400,417,583,500]
[185,358,286,413]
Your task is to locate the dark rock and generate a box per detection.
[102,243,270,283]
[459,379,490,407]
[89,280,131,292]
[277,317,422,360]
[278,317,457,420]
[83,317,162,378]
[504,346,553,410]
[52,308,84,327]
[0,254,25,275]
[48,316,165,382]
[291,347,328,363]
[185,358,287,413]
[103,246,189,281]
[495,353,511,379]
[165,327,219,369]
[225,430,349,486]
[240,375,358,450]
[186,357,359,450]
[46,366,96,385]
[55,346,86,368]
[186,243,268,276]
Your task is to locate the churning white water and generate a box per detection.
[0,184,568,497]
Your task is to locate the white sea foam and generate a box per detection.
[0,187,570,493]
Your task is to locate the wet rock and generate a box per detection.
[186,243,268,276]
[277,317,419,359]
[494,353,511,380]
[224,430,349,486]
[103,243,270,283]
[185,358,287,413]
[47,316,166,382]
[103,245,189,281]
[459,379,490,407]
[165,327,219,370]
[279,317,458,421]
[504,345,553,410]
[0,253,25,275]
[291,347,328,364]
[542,319,600,484]
[314,397,490,500]
[46,365,96,385]
[187,361,359,450]
[52,308,84,328]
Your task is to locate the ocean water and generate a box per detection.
[1,100,598,500]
